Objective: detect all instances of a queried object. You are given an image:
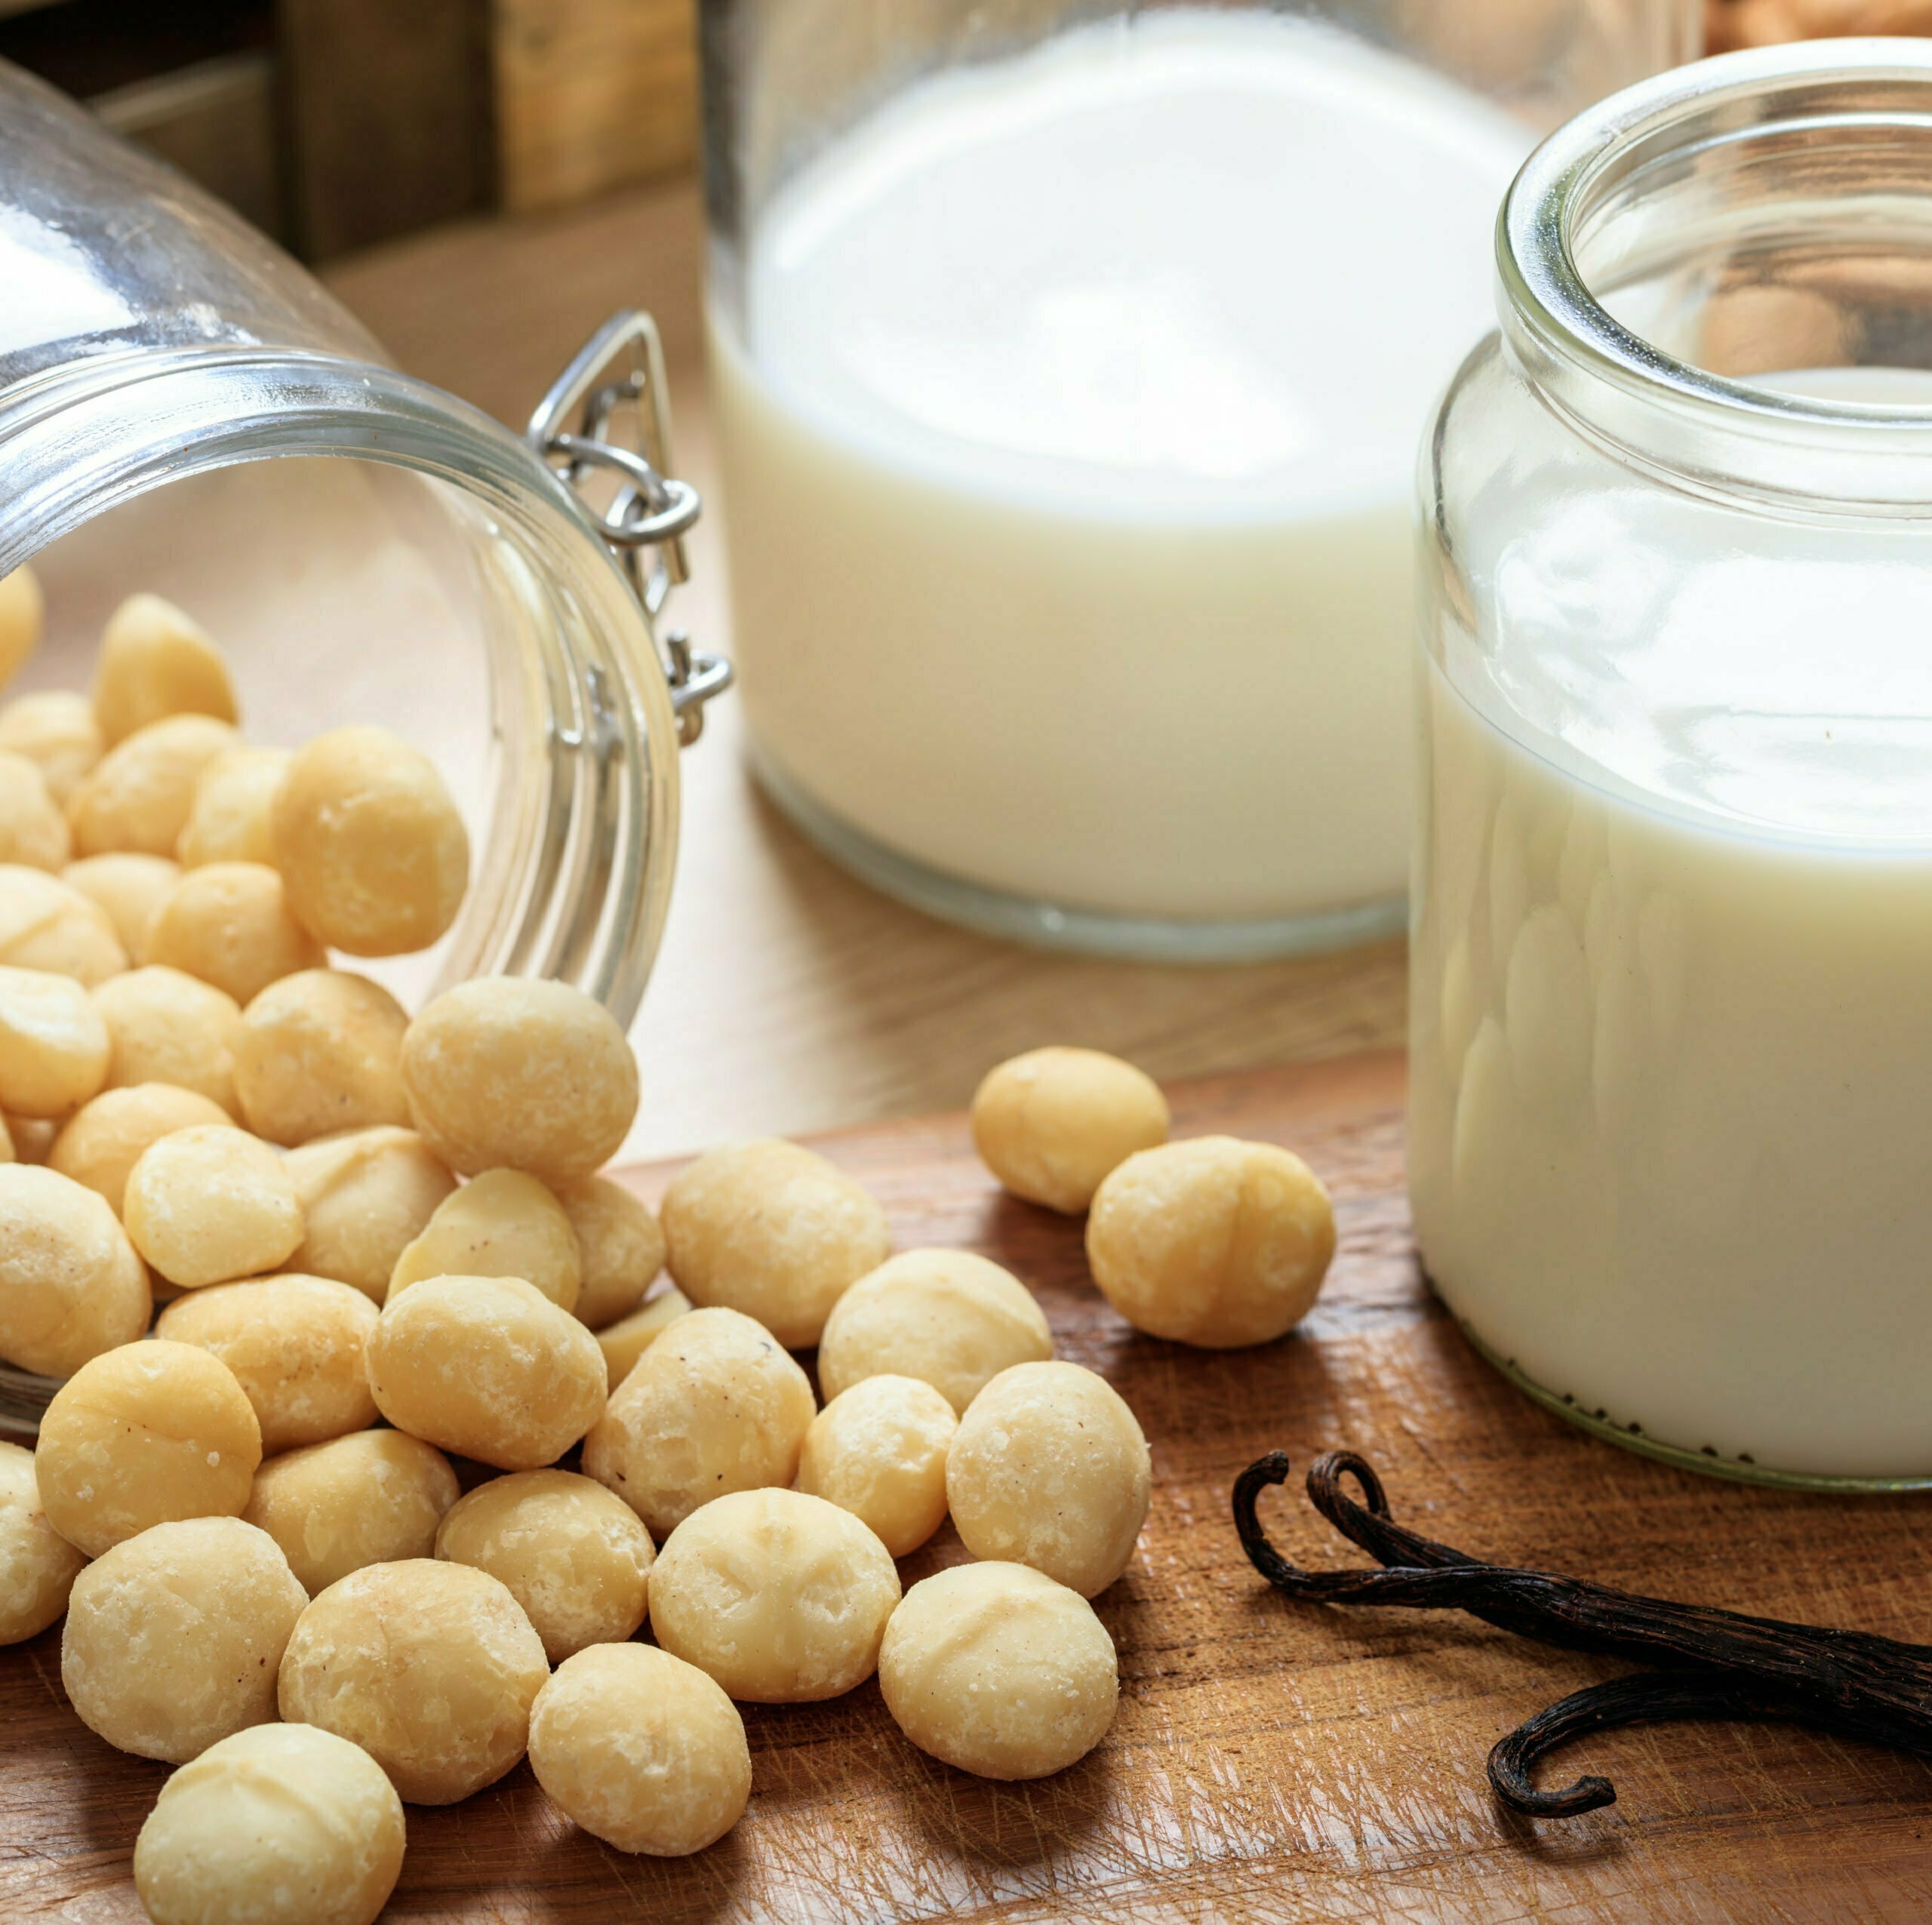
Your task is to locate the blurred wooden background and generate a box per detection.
[0,0,1915,262]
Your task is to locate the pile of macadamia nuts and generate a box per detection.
[0,571,1340,1925]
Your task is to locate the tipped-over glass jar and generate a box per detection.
[1412,41,1932,1488]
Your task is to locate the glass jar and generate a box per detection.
[1413,40,1932,1489]
[0,63,727,1433]
[700,0,1697,959]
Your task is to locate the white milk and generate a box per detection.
[1410,368,1932,1479]
[709,12,1528,926]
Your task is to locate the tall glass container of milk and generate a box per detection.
[1414,40,1932,1488]
[700,0,1697,958]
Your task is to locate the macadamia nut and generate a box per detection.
[649,1487,900,1702]
[817,1249,1053,1415]
[144,860,327,1007]
[67,713,238,857]
[0,865,127,983]
[273,726,469,956]
[0,964,109,1116]
[0,1439,86,1643]
[38,1341,261,1557]
[176,745,289,869]
[435,1468,653,1662]
[795,1375,956,1557]
[245,1428,457,1595]
[123,1123,304,1289]
[157,1274,378,1453]
[0,751,70,870]
[0,1164,149,1376]
[0,565,44,689]
[61,1516,305,1761]
[278,1558,548,1804]
[234,968,409,1146]
[2,690,102,804]
[94,965,242,1114]
[583,1305,813,1536]
[1086,1136,1336,1347]
[284,1125,454,1302]
[49,1082,235,1215]
[971,1047,1170,1215]
[65,852,179,964]
[91,594,238,746]
[879,1562,1117,1780]
[553,1173,663,1329]
[134,1723,405,1925]
[592,1284,691,1391]
[401,977,637,1180]
[388,1167,580,1311]
[946,1361,1149,1598]
[529,1644,749,1856]
[660,1139,890,1347]
[364,1274,606,1471]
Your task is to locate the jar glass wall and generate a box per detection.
[700,0,1697,959]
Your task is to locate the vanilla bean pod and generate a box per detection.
[1232,1450,1932,1814]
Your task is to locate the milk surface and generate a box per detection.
[1411,368,1932,1476]
[710,12,1528,921]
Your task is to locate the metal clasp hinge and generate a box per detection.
[528,309,731,746]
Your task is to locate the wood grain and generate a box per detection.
[8,1053,1932,1923]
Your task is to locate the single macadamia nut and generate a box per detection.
[284,1125,454,1302]
[37,1341,262,1557]
[144,860,327,1007]
[94,965,242,1114]
[946,1361,1150,1598]
[278,1558,548,1804]
[91,594,238,746]
[553,1174,663,1329]
[273,726,469,956]
[48,1082,234,1216]
[795,1375,956,1558]
[157,1274,379,1453]
[879,1561,1118,1780]
[661,1139,890,1347]
[67,713,238,857]
[365,1274,606,1471]
[0,964,109,1116]
[176,745,289,869]
[650,1487,900,1702]
[0,752,70,870]
[0,864,126,982]
[593,1284,691,1391]
[134,1723,405,1925]
[435,1468,654,1663]
[2,690,102,804]
[245,1428,457,1596]
[388,1167,580,1311]
[1086,1136,1337,1348]
[401,977,637,1180]
[0,1164,149,1376]
[971,1047,1171,1214]
[124,1123,304,1289]
[817,1249,1054,1415]
[63,852,177,963]
[234,968,409,1147]
[0,564,44,690]
[0,1439,86,1643]
[529,1644,749,1856]
[583,1305,813,1536]
[61,1516,306,1761]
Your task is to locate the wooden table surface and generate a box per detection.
[320,184,1407,1165]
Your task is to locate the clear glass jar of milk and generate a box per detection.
[1414,41,1932,1488]
[700,0,1695,958]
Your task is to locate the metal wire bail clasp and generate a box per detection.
[528,310,731,746]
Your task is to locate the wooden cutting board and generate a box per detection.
[8,1050,1932,1923]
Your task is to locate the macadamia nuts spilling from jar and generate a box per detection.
[122,1122,304,1290]
[796,1375,956,1557]
[649,1487,900,1702]
[0,1164,149,1376]
[233,968,410,1146]
[284,1124,455,1302]
[435,1468,654,1663]
[529,1644,749,1857]
[972,1046,1171,1213]
[0,1439,86,1644]
[387,1167,582,1311]
[660,1138,891,1347]
[880,1561,1118,1780]
[592,1284,691,1391]
[60,1514,306,1761]
[817,1248,1053,1415]
[946,1360,1151,1598]
[1087,1135,1335,1347]
[278,1558,549,1804]
[134,1722,405,1925]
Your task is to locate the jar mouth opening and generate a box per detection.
[1501,39,1932,510]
